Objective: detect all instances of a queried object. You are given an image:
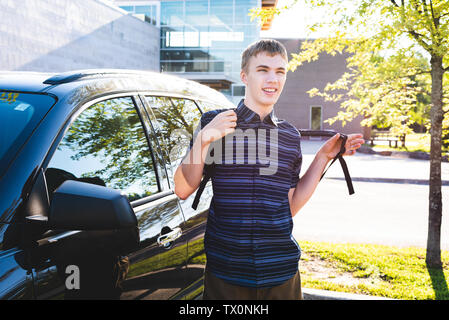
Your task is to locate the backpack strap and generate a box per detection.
[192,168,212,210]
[191,108,231,210]
[319,133,355,195]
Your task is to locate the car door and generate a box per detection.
[142,96,212,299]
[0,224,34,299]
[34,95,187,299]
[118,96,189,300]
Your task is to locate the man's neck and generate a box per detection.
[243,99,274,121]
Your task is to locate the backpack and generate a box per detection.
[191,110,354,210]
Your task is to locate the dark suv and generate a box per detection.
[0,70,232,300]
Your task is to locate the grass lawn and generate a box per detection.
[299,241,449,300]
[128,238,449,300]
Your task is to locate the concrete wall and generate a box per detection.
[275,38,365,136]
[0,0,159,72]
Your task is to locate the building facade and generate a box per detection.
[0,0,160,72]
[274,38,365,136]
[113,0,263,103]
[111,1,363,134]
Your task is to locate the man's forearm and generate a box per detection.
[289,151,330,217]
[174,131,210,200]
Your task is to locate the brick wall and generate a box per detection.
[275,38,365,136]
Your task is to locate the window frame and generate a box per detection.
[42,93,164,207]
[0,90,57,179]
[139,94,204,187]
[310,105,323,131]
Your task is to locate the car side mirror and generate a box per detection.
[27,180,137,230]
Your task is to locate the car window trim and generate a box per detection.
[131,95,163,193]
[133,94,169,192]
[137,95,175,188]
[193,100,205,114]
[130,189,175,208]
[134,90,230,110]
[134,91,201,103]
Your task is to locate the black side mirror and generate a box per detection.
[25,180,138,232]
[24,180,139,264]
[45,180,137,230]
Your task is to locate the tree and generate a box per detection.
[61,97,157,201]
[252,0,449,267]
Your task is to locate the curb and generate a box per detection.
[302,288,395,300]
[326,176,449,186]
[358,146,449,162]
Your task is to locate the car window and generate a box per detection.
[0,91,56,177]
[145,96,201,183]
[46,97,158,202]
[195,100,223,113]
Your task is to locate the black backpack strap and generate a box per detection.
[320,133,354,195]
[191,108,232,210]
[192,170,211,210]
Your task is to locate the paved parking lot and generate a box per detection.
[293,140,449,250]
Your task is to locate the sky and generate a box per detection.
[259,0,331,39]
[259,0,424,57]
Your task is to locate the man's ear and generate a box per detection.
[240,70,248,85]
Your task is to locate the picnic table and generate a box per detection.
[370,130,405,148]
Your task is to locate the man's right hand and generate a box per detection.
[199,110,237,146]
[174,110,237,200]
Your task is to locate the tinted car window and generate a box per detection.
[0,91,55,176]
[46,97,158,202]
[145,96,201,182]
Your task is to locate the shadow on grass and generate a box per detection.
[427,263,449,300]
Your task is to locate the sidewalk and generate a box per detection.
[296,140,448,299]
[300,139,449,183]
[302,288,394,300]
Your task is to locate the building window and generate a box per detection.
[118,2,159,26]
[310,106,322,130]
[232,85,245,97]
[120,0,261,99]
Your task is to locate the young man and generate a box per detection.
[174,39,364,300]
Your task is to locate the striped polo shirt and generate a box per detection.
[193,99,302,288]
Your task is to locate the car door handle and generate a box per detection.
[157,227,182,248]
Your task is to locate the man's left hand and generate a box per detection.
[319,133,365,161]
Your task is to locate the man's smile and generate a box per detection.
[262,87,278,95]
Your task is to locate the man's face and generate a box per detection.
[240,52,287,108]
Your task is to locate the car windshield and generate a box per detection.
[0,91,56,176]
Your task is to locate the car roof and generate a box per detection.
[0,69,234,107]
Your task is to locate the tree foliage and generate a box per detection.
[60,97,157,201]
[251,0,449,267]
[252,0,448,136]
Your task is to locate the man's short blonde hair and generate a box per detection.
[241,39,288,72]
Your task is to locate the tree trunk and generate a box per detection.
[426,55,444,268]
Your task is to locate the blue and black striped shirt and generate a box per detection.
[193,100,302,288]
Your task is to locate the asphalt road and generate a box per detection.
[292,140,449,250]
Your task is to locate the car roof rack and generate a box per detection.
[43,69,150,85]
